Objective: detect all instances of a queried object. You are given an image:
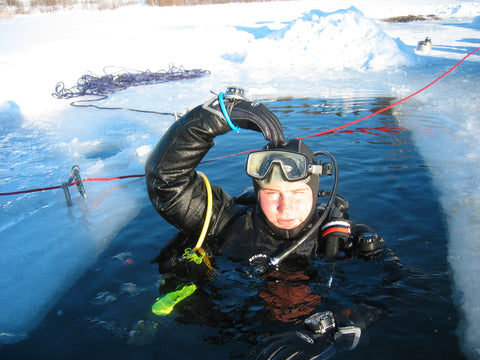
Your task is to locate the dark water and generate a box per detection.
[1,98,464,359]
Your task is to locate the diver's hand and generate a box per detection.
[203,96,285,147]
[354,228,385,260]
[250,311,337,360]
[250,329,336,360]
[229,100,285,147]
[250,309,372,360]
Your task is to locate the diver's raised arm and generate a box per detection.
[145,90,285,234]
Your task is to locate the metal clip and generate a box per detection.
[224,86,246,100]
[62,165,87,206]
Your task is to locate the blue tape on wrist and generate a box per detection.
[218,92,241,132]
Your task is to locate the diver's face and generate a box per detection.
[258,181,313,230]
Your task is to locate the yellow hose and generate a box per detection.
[152,172,214,317]
[193,172,213,252]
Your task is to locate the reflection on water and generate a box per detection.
[0,97,465,360]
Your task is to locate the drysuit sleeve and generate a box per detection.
[145,98,285,235]
[145,105,237,235]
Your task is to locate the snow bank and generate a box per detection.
[471,15,480,28]
[234,7,416,70]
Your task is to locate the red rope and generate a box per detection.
[0,174,145,196]
[299,46,480,140]
[2,47,478,198]
[80,174,145,183]
[1,185,64,196]
[199,46,480,163]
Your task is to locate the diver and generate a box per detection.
[145,88,386,359]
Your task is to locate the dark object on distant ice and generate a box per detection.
[52,65,209,116]
[417,37,432,53]
[52,65,210,99]
[382,14,441,23]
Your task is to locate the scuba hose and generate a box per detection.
[182,171,214,268]
[194,172,213,252]
[152,171,214,316]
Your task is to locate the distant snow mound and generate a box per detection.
[236,7,416,71]
[471,15,480,29]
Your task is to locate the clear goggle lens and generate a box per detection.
[246,150,310,181]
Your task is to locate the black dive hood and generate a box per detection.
[253,139,320,241]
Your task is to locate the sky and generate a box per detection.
[0,0,479,357]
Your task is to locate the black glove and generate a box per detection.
[203,95,285,147]
[354,225,385,259]
[251,304,383,360]
[251,302,384,360]
[250,311,338,360]
[250,330,336,360]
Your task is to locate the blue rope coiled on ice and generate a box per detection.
[52,65,210,116]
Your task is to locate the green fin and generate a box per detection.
[152,284,197,316]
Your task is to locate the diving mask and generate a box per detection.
[246,150,323,182]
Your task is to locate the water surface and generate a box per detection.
[1,97,463,360]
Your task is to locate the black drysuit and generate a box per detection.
[145,99,389,359]
[145,102,380,263]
